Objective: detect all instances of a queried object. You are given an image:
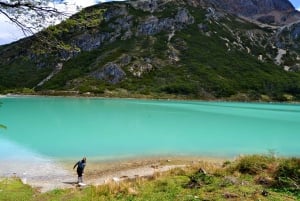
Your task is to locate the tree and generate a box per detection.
[0,0,66,36]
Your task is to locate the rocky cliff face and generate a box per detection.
[212,0,294,14]
[209,0,300,25]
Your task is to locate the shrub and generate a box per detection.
[186,168,215,188]
[160,83,197,95]
[234,155,275,175]
[274,158,300,193]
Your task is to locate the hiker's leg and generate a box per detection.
[77,171,82,183]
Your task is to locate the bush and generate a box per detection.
[274,158,300,193]
[186,168,215,188]
[234,155,275,175]
[161,83,197,95]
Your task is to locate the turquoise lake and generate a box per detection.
[0,96,300,161]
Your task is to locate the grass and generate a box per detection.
[0,178,34,201]
[0,155,299,201]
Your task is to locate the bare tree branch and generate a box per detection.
[0,0,68,36]
[0,8,34,35]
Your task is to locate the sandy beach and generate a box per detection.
[1,156,226,192]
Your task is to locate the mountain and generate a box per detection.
[209,0,300,25]
[1,0,300,101]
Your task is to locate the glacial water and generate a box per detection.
[0,96,300,162]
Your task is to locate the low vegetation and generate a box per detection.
[0,155,299,200]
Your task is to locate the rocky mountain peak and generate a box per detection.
[129,0,299,25]
[213,0,295,14]
[208,0,299,25]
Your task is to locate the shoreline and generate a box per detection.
[1,92,300,105]
[1,94,299,192]
[1,155,227,193]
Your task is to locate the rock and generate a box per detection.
[119,55,132,66]
[173,38,188,51]
[112,177,121,183]
[290,22,300,40]
[175,8,194,24]
[109,16,133,33]
[257,15,275,24]
[137,16,158,35]
[198,23,209,32]
[103,6,128,22]
[275,22,300,50]
[137,16,174,36]
[186,0,206,7]
[122,30,133,40]
[128,62,153,77]
[261,189,269,197]
[210,0,299,25]
[205,7,224,21]
[36,63,64,87]
[168,45,180,62]
[144,57,152,63]
[289,64,300,72]
[151,165,159,169]
[58,49,80,61]
[131,0,159,13]
[91,63,126,84]
[256,176,273,186]
[136,8,194,36]
[224,176,239,185]
[212,0,295,17]
[223,192,239,199]
[73,33,111,51]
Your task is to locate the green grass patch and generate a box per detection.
[0,178,34,201]
[1,156,299,200]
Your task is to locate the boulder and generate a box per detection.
[131,0,159,12]
[290,23,300,40]
[175,8,194,24]
[72,33,111,51]
[137,8,194,36]
[91,63,126,84]
[128,61,153,77]
[257,15,275,24]
[103,6,128,22]
[119,55,132,66]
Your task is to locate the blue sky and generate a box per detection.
[291,0,300,9]
[0,0,299,45]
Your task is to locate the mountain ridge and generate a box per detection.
[1,0,300,101]
[213,0,300,25]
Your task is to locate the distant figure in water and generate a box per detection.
[73,157,86,184]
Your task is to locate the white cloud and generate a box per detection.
[54,0,100,13]
[0,15,25,45]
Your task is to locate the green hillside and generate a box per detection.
[1,0,300,101]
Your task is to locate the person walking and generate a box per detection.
[73,157,86,184]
